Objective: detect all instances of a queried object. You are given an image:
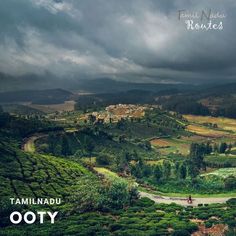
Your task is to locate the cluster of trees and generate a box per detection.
[131,158,188,183]
[0,107,60,139]
[90,142,205,184]
[144,109,185,131]
[158,97,210,116]
[2,195,236,235]
[96,154,112,165]
[224,176,236,190]
[214,103,236,118]
[82,108,186,137]
[43,132,96,157]
[0,106,11,128]
[0,89,72,104]
[187,143,209,178]
[131,141,231,184]
[187,141,232,156]
[205,155,236,168]
[70,177,139,213]
[129,146,236,193]
[214,142,232,154]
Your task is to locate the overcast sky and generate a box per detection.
[0,0,235,84]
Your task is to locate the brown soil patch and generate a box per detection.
[184,115,236,133]
[150,139,171,147]
[191,224,228,236]
[186,125,227,138]
[29,100,75,113]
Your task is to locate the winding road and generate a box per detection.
[22,133,48,153]
[139,192,232,207]
[22,133,235,207]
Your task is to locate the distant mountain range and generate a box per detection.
[0,89,72,104]
[0,71,236,116]
[0,72,195,93]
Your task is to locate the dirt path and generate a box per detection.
[22,133,48,153]
[139,192,232,207]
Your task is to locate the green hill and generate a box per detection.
[0,141,91,201]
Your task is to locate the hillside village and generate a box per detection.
[81,104,148,123]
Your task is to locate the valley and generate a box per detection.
[1,86,236,235]
[1,1,235,234]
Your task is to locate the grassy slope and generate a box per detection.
[139,186,236,198]
[0,142,201,236]
[0,140,93,212]
[95,167,236,198]
[183,115,236,133]
[201,168,236,179]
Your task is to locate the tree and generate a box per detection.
[162,160,171,179]
[102,180,130,209]
[144,141,152,151]
[219,142,227,153]
[228,143,233,153]
[61,135,71,156]
[96,154,111,165]
[0,110,10,128]
[48,133,57,154]
[171,230,191,236]
[84,136,94,153]
[154,165,162,182]
[213,143,219,153]
[179,163,187,179]
[131,164,142,178]
[116,118,125,130]
[71,177,101,213]
[142,164,152,177]
[118,154,130,174]
[128,185,139,204]
[188,163,199,179]
[224,176,236,190]
[83,136,95,163]
[118,134,126,143]
[206,142,212,154]
[189,143,205,172]
[88,114,96,124]
[174,162,180,177]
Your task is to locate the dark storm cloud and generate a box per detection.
[0,0,235,83]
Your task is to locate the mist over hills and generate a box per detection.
[0,88,72,104]
[1,71,236,114]
[0,71,205,94]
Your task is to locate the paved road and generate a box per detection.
[140,192,232,207]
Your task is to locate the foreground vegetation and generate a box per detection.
[2,197,236,236]
[1,105,236,235]
[35,108,236,195]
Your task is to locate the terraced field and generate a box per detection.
[184,115,236,133]
[205,154,236,168]
[28,100,76,113]
[186,124,228,138]
[0,141,93,210]
[151,138,190,155]
[201,168,236,179]
[150,114,236,156]
[182,114,236,141]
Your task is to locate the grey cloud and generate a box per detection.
[0,0,235,84]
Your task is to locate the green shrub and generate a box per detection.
[227,198,236,206]
[136,197,155,207]
[205,221,212,228]
[96,154,112,165]
[171,230,191,236]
